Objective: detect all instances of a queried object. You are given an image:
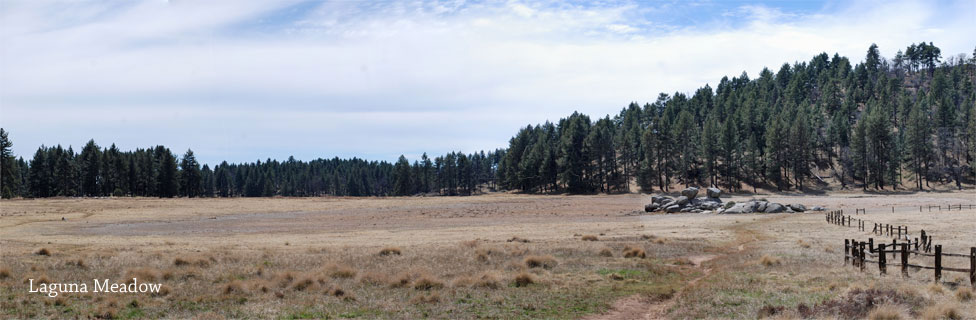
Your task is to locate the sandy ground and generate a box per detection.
[1,190,975,319]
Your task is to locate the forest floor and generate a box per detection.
[1,191,975,319]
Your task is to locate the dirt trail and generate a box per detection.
[585,215,779,320]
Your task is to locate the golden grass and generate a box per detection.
[410,292,441,304]
[35,248,51,256]
[581,235,599,241]
[920,303,962,320]
[324,263,357,279]
[123,267,160,283]
[956,287,973,302]
[513,272,536,287]
[928,283,945,295]
[507,236,530,243]
[378,247,402,256]
[758,254,781,266]
[222,280,246,295]
[523,255,558,269]
[412,274,445,291]
[623,246,646,259]
[867,305,904,320]
[798,239,811,248]
[598,248,614,257]
[0,267,10,279]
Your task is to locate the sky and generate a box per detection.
[1,0,974,165]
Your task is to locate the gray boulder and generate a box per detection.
[644,203,659,212]
[675,196,690,205]
[788,204,806,212]
[756,201,769,213]
[724,202,757,214]
[665,204,682,213]
[812,206,826,211]
[706,187,722,198]
[699,202,722,210]
[681,187,699,199]
[763,203,785,213]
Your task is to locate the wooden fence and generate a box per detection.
[824,209,975,287]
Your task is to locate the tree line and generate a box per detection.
[0,130,501,198]
[496,42,976,193]
[2,42,975,198]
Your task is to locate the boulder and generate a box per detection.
[724,202,756,214]
[702,196,721,203]
[756,201,769,213]
[812,206,826,211]
[785,207,795,213]
[788,204,807,212]
[651,196,662,204]
[723,201,736,209]
[699,202,722,210]
[706,187,722,198]
[665,204,682,213]
[763,203,785,213]
[644,203,660,212]
[681,187,699,199]
[675,196,690,205]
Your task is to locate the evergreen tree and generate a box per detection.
[179,149,202,197]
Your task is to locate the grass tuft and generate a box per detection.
[0,267,10,279]
[513,272,536,287]
[920,303,962,320]
[598,248,614,257]
[523,255,558,269]
[867,305,903,320]
[507,236,530,243]
[223,280,246,295]
[623,246,646,259]
[324,263,357,279]
[955,287,973,302]
[410,292,441,304]
[35,248,51,256]
[412,274,445,291]
[581,235,599,241]
[758,254,781,266]
[378,247,402,256]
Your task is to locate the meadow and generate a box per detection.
[1,191,975,319]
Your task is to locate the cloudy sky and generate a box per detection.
[1,0,973,165]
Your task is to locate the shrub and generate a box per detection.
[759,254,781,266]
[379,247,402,256]
[35,248,51,256]
[513,272,536,287]
[0,267,10,279]
[291,276,315,291]
[581,235,599,241]
[523,255,558,269]
[598,248,613,257]
[623,247,646,259]
[390,273,412,288]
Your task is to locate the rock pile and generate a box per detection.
[643,187,826,214]
[644,187,724,213]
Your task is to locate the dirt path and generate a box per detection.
[585,215,777,320]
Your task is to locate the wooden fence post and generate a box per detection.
[869,238,874,253]
[969,247,974,287]
[935,245,942,282]
[897,226,902,239]
[901,243,908,276]
[891,239,897,261]
[879,243,887,275]
[844,239,850,264]
[859,242,866,271]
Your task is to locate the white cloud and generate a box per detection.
[1,0,973,164]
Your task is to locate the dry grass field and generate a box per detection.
[1,191,975,319]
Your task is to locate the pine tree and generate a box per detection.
[393,155,413,196]
[79,139,101,196]
[0,128,18,198]
[179,149,202,197]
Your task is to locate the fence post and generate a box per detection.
[869,238,874,253]
[901,243,909,277]
[897,226,901,239]
[859,242,866,271]
[879,243,887,275]
[935,245,942,282]
[914,238,919,254]
[969,247,974,287]
[892,239,897,261]
[845,239,850,264]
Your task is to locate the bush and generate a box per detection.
[413,275,445,291]
[598,248,613,257]
[35,248,51,256]
[581,235,599,241]
[513,272,536,287]
[623,247,646,259]
[759,254,781,266]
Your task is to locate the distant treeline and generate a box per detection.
[2,42,975,198]
[0,132,502,198]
